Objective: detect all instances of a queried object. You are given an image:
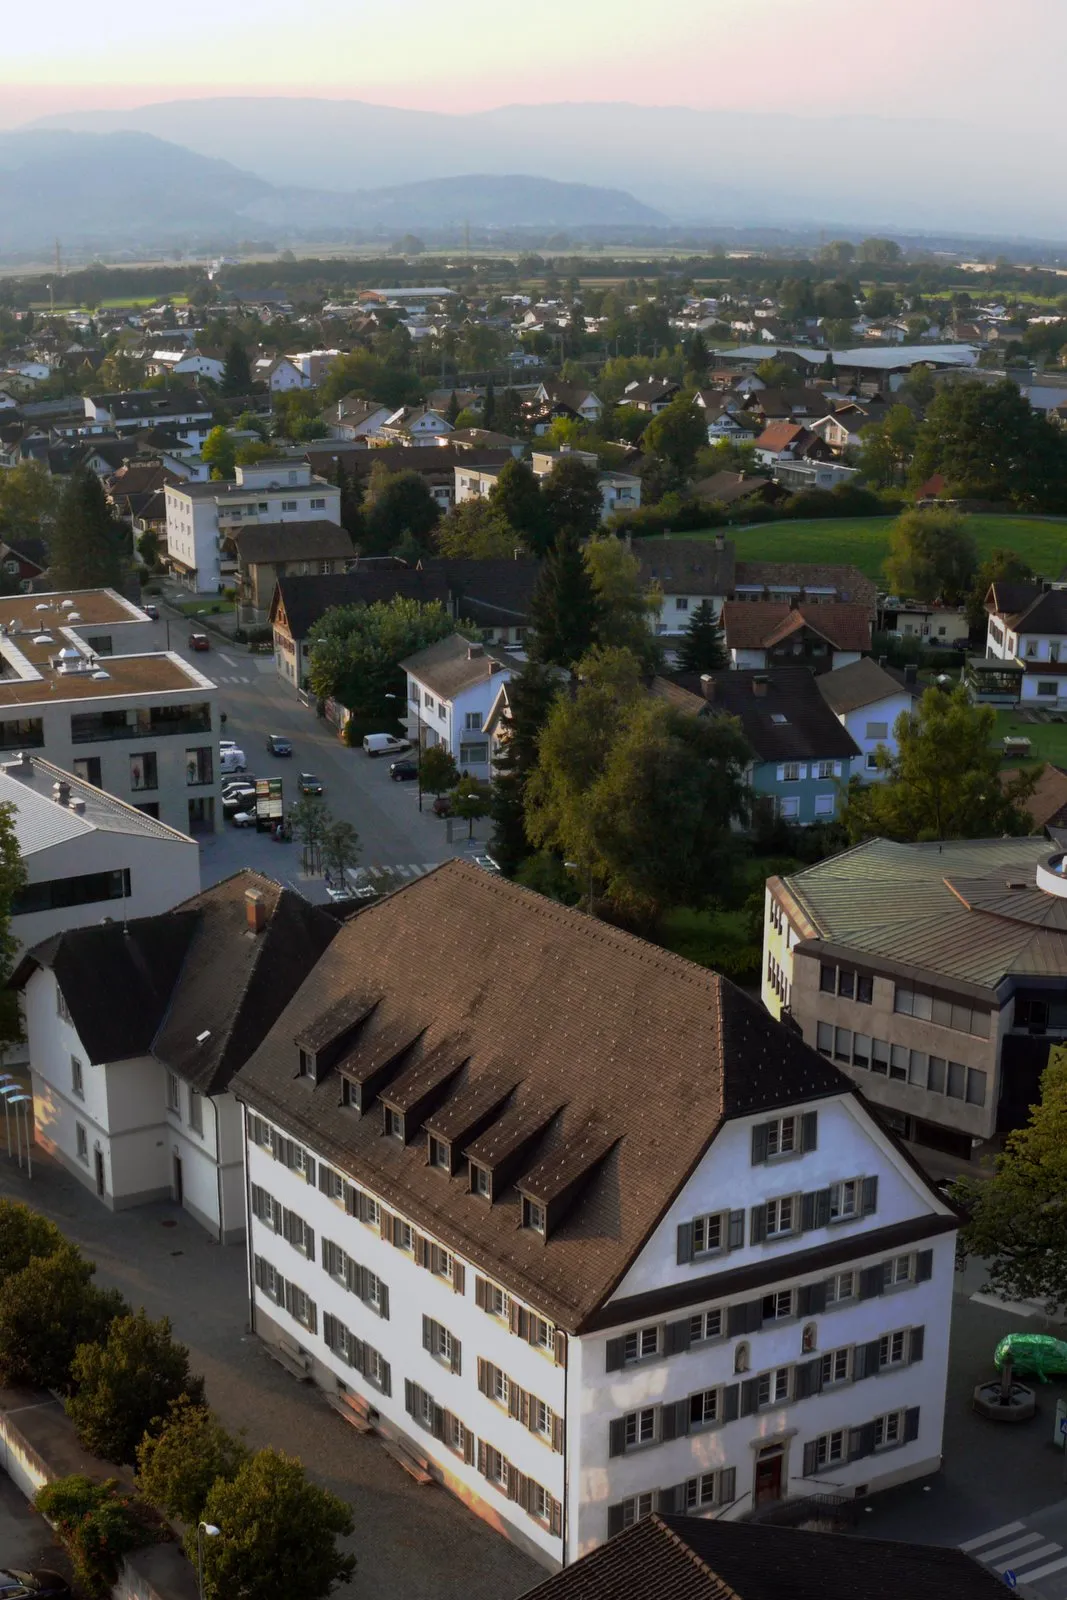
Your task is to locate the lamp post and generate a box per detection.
[197,1522,220,1600]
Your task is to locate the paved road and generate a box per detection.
[0,1472,70,1583]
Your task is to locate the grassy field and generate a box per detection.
[681,515,1067,580]
[994,709,1067,767]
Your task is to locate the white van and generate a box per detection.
[219,748,247,775]
[362,733,411,758]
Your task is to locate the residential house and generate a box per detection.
[83,390,213,439]
[106,460,183,541]
[689,472,786,511]
[761,836,1067,1166]
[325,398,393,441]
[270,567,450,691]
[815,658,914,778]
[809,411,869,455]
[618,377,681,413]
[753,425,833,471]
[231,521,355,617]
[0,752,199,957]
[17,873,338,1238]
[448,429,526,459]
[231,859,956,1565]
[719,602,871,673]
[165,459,341,594]
[528,450,640,522]
[880,602,970,650]
[733,563,875,612]
[377,407,454,446]
[253,356,309,392]
[529,382,604,431]
[1007,763,1067,832]
[634,537,736,638]
[698,406,760,446]
[0,539,48,591]
[148,348,226,385]
[984,582,1067,705]
[401,636,514,777]
[0,588,222,837]
[514,1515,1006,1598]
[309,446,516,515]
[741,390,830,425]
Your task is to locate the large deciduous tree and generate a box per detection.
[137,1397,248,1525]
[584,535,662,671]
[909,378,1067,509]
[489,662,562,875]
[66,1310,205,1464]
[641,393,708,492]
[435,498,516,559]
[540,453,603,542]
[307,597,454,718]
[0,461,60,545]
[362,467,440,556]
[48,468,126,590]
[965,547,1035,631]
[883,509,978,603]
[0,1245,127,1392]
[489,459,552,555]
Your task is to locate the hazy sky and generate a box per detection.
[2,0,1063,127]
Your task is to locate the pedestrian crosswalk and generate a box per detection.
[211,674,254,685]
[353,862,441,885]
[962,1519,1067,1589]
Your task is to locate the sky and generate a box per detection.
[1,0,1063,128]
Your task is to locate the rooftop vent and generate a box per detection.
[60,601,74,611]
[51,781,71,808]
[70,798,86,814]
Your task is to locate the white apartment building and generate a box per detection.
[0,589,221,837]
[232,861,957,1570]
[0,753,199,956]
[815,659,914,779]
[985,582,1067,705]
[83,390,213,438]
[400,635,513,779]
[165,460,341,594]
[16,874,339,1238]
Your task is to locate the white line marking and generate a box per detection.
[1016,1554,1067,1583]
[220,653,237,666]
[961,1522,1026,1551]
[1001,1543,1062,1573]
[983,1533,1046,1563]
[969,1293,1037,1317]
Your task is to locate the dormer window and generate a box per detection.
[385,1108,404,1141]
[471,1163,492,1200]
[297,1048,314,1079]
[522,1196,547,1235]
[429,1136,451,1172]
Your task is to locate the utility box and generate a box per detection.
[1054,1397,1066,1448]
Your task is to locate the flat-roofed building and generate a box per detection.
[165,460,341,594]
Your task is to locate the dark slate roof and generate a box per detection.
[231,860,851,1332]
[270,568,451,640]
[989,584,1067,634]
[693,669,861,762]
[400,634,513,700]
[304,445,514,481]
[515,1515,1009,1600]
[232,521,354,566]
[426,557,540,622]
[816,656,911,715]
[634,538,736,596]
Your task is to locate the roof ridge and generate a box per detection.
[653,1516,743,1599]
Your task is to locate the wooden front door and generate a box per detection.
[754,1447,784,1504]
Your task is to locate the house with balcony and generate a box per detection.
[984,582,1067,705]
[230,859,956,1568]
[231,521,354,618]
[720,602,871,673]
[401,636,514,778]
[761,836,1067,1168]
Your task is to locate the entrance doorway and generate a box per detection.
[173,1153,184,1207]
[93,1148,105,1198]
[754,1445,785,1505]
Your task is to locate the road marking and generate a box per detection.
[961,1522,1026,1551]
[220,653,238,666]
[969,1293,1037,1317]
[998,1543,1063,1574]
[984,1534,1048,1563]
[1016,1554,1067,1583]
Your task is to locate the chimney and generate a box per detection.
[713,533,725,552]
[752,674,769,697]
[3,752,32,778]
[878,655,888,668]
[245,889,267,935]
[467,642,485,660]
[700,674,715,702]
[904,663,918,685]
[51,780,71,807]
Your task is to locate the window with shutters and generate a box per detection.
[692,1211,725,1255]
[756,1367,791,1407]
[488,1283,510,1320]
[283,1209,314,1258]
[820,1347,850,1386]
[490,1450,509,1492]
[415,1386,436,1430]
[426,1318,459,1370]
[623,1326,660,1364]
[364,1346,389,1393]
[319,1165,346,1205]
[814,1429,845,1469]
[761,1290,793,1322]
[431,1245,455,1282]
[874,1409,904,1449]
[286,1283,316,1332]
[879,1329,908,1369]
[882,1254,913,1290]
[530,1315,554,1353]
[249,1115,273,1150]
[363,1270,384,1313]
[828,1179,860,1221]
[533,1397,554,1441]
[529,1481,550,1524]
[362,1196,381,1229]
[623,1408,657,1449]
[445,1413,468,1457]
[825,1271,855,1306]
[689,1308,723,1343]
[253,1256,284,1304]
[394,1219,413,1252]
[491,1366,510,1408]
[323,1239,346,1282]
[689,1388,720,1428]
[764,1115,797,1157]
[615,1492,653,1529]
[764,1195,797,1238]
[684,1469,734,1510]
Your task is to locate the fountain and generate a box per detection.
[973,1355,1037,1423]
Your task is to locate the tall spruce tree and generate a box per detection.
[529,529,600,669]
[48,468,125,590]
[483,377,496,429]
[675,599,728,674]
[490,662,561,875]
[221,340,252,396]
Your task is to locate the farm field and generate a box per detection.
[675,514,1067,581]
[994,708,1067,767]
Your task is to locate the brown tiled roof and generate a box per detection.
[231,860,851,1332]
[754,421,808,450]
[515,1514,1008,1600]
[634,538,735,595]
[721,600,872,653]
[1008,762,1067,832]
[232,521,354,567]
[816,656,911,715]
[733,561,876,611]
[400,633,513,701]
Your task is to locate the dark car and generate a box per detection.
[142,603,159,621]
[432,794,452,817]
[188,632,210,652]
[298,772,324,795]
[389,758,419,781]
[266,734,293,757]
[0,1572,71,1600]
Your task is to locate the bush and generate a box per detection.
[657,907,761,982]
[137,1397,247,1524]
[36,1476,165,1599]
[0,1246,127,1393]
[606,496,723,538]
[0,1201,66,1286]
[67,1311,205,1465]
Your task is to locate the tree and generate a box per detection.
[883,509,978,603]
[857,404,916,487]
[320,818,361,884]
[490,459,552,555]
[195,1449,354,1600]
[48,469,126,590]
[36,1476,163,1600]
[864,287,897,319]
[0,461,60,544]
[331,460,364,545]
[858,237,902,264]
[420,743,459,796]
[307,597,454,717]
[754,358,797,389]
[494,386,524,438]
[641,394,707,491]
[445,390,461,425]
[66,1310,204,1464]
[362,467,440,556]
[910,378,1067,509]
[234,440,273,468]
[684,331,710,382]
[965,547,1034,631]
[818,240,856,265]
[319,351,423,411]
[675,599,727,674]
[0,1245,127,1392]
[490,661,562,875]
[584,535,661,670]
[0,1202,64,1286]
[956,1047,1067,1315]
[839,686,1038,844]
[201,426,236,480]
[482,377,496,429]
[540,454,604,542]
[450,776,491,837]
[289,795,328,874]
[529,529,600,670]
[137,1397,248,1524]
[221,340,252,396]
[435,498,516,559]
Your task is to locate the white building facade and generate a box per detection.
[403,637,514,779]
[165,460,341,593]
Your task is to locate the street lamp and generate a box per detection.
[197,1522,220,1600]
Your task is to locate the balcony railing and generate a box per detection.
[70,704,212,744]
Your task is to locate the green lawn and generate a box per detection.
[994,709,1067,768]
[680,515,1067,581]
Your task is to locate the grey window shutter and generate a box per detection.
[665,1318,691,1355]
[808,1280,827,1313]
[800,1110,818,1151]
[861,1175,878,1216]
[719,1466,736,1505]
[656,1486,683,1514]
[607,1503,625,1538]
[721,1384,739,1422]
[254,1256,265,1290]
[318,1164,331,1194]
[797,1284,812,1316]
[803,1439,819,1476]
[344,1185,357,1216]
[477,1358,489,1396]
[453,1261,466,1296]
[661,1399,688,1441]
[805,1356,823,1395]
[608,1418,626,1458]
[676,1222,694,1264]
[351,1339,365,1374]
[552,1415,564,1453]
[815,1188,832,1228]
[452,1339,462,1377]
[404,1379,415,1417]
[746,1299,764,1333]
[605,1337,625,1372]
[859,1264,883,1300]
[432,1405,444,1441]
[379,1284,389,1320]
[863,1337,882,1375]
[794,1360,815,1399]
[727,1303,748,1338]
[801,1191,816,1232]
[857,1420,877,1458]
[323,1312,335,1349]
[909,1325,925,1364]
[915,1249,933,1282]
[422,1316,433,1352]
[728,1210,745,1249]
[904,1406,920,1443]
[740,1378,759,1416]
[853,1343,868,1380]
[749,1204,767,1245]
[751,1123,769,1164]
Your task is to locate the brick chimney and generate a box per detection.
[700,674,715,702]
[467,643,484,660]
[51,780,71,807]
[752,675,769,697]
[245,889,267,935]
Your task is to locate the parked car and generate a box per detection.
[389,758,419,781]
[219,739,237,752]
[363,733,411,758]
[142,604,159,621]
[298,772,323,795]
[432,794,452,817]
[222,788,256,816]
[266,734,293,757]
[188,632,210,652]
[230,810,257,828]
[0,1573,71,1600]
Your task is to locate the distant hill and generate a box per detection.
[0,129,663,250]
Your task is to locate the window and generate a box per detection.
[692,1211,724,1255]
[883,1254,913,1289]
[815,1429,845,1469]
[675,596,689,611]
[14,866,135,919]
[424,691,435,709]
[529,1481,550,1522]
[429,1136,450,1171]
[522,1196,547,1234]
[76,1123,88,1164]
[967,1067,987,1106]
[445,1414,468,1457]
[623,1408,656,1449]
[815,1022,833,1056]
[762,1290,793,1322]
[531,1314,554,1352]
[459,741,487,765]
[310,497,326,510]
[464,712,483,731]
[1038,682,1058,697]
[757,1367,791,1407]
[431,1245,454,1282]
[281,500,297,511]
[865,753,879,770]
[873,1039,892,1077]
[438,704,446,722]
[188,1089,204,1136]
[825,1271,855,1306]
[814,793,835,817]
[765,1115,797,1157]
[365,1346,390,1391]
[689,1388,719,1427]
[875,1410,904,1449]
[684,1470,734,1510]
[385,1108,404,1141]
[816,760,835,780]
[185,747,213,786]
[166,1072,180,1112]
[487,1283,510,1320]
[282,1208,314,1258]
[689,1308,723,1343]
[56,985,71,1023]
[286,1283,317,1332]
[616,1493,654,1529]
[71,1057,84,1100]
[821,1347,850,1386]
[834,1027,852,1062]
[425,1317,460,1371]
[782,762,800,782]
[472,1164,492,1198]
[394,1218,412,1251]
[879,1330,908,1369]
[72,757,102,787]
[623,1326,659,1364]
[765,1195,796,1238]
[492,1366,510,1407]
[828,1180,859,1221]
[820,964,836,994]
[865,721,888,740]
[129,752,157,791]
[947,1060,967,1100]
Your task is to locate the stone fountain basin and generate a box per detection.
[973,1379,1037,1422]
